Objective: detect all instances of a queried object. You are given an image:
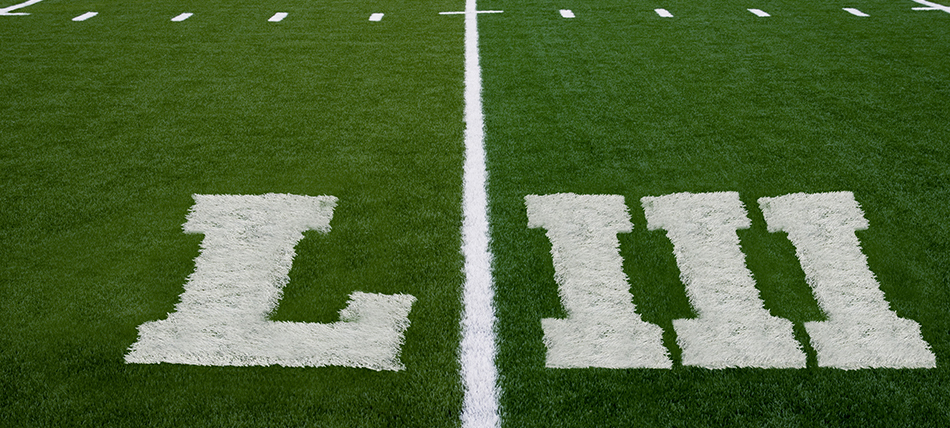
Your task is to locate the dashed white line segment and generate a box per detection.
[843,7,869,16]
[560,9,575,18]
[0,0,44,15]
[748,8,771,17]
[72,11,97,21]
[655,8,674,17]
[268,12,287,22]
[171,13,192,22]
[369,13,384,21]
[910,0,950,12]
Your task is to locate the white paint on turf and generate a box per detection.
[643,192,806,369]
[655,8,673,17]
[527,194,671,369]
[759,192,936,369]
[72,12,97,21]
[171,13,192,22]
[454,0,501,424]
[440,10,503,15]
[560,9,575,18]
[843,8,870,16]
[748,8,771,17]
[369,13,384,21]
[126,194,417,370]
[269,12,288,22]
[910,0,950,12]
[0,0,44,15]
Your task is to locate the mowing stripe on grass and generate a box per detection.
[369,13,384,21]
[0,0,43,15]
[71,12,97,21]
[910,0,950,12]
[171,13,192,22]
[748,8,770,17]
[456,0,500,424]
[655,8,673,17]
[843,8,870,16]
[560,9,575,18]
[268,12,287,22]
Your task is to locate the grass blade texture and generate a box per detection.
[1,0,467,426]
[480,0,950,426]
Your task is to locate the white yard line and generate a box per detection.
[843,8,869,16]
[655,8,674,17]
[171,13,192,22]
[72,11,97,21]
[0,0,44,15]
[268,12,288,22]
[748,8,771,17]
[560,9,575,18]
[455,0,501,425]
[910,0,950,12]
[369,13,384,21]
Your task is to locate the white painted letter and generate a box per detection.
[759,192,935,369]
[643,192,805,369]
[526,194,671,369]
[126,194,416,371]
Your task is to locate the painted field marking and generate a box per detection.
[760,192,935,369]
[560,9,575,18]
[644,192,805,369]
[0,0,44,15]
[527,191,935,370]
[748,8,771,17]
[655,8,674,17]
[72,11,97,21]
[269,12,287,22]
[445,0,501,426]
[910,0,950,12]
[527,194,671,369]
[843,7,869,16]
[440,9,503,15]
[369,13,384,21]
[125,194,417,370]
[171,13,192,22]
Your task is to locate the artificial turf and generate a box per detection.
[480,0,950,426]
[2,0,467,426]
[2,0,950,426]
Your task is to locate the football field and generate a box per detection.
[2,0,949,426]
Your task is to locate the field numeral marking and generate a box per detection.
[643,192,805,368]
[526,194,671,369]
[126,194,416,370]
[531,192,934,369]
[760,192,935,369]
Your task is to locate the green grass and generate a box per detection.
[3,0,950,426]
[1,0,466,426]
[481,0,950,426]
